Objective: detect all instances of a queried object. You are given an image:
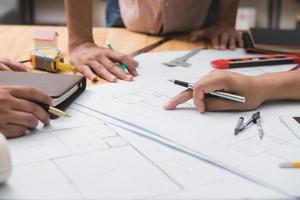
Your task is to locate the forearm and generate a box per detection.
[261,70,300,101]
[64,0,94,50]
[215,0,239,26]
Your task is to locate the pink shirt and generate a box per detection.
[119,0,212,34]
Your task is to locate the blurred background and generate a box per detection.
[0,0,299,29]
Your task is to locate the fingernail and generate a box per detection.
[91,76,98,82]
[163,102,171,109]
[110,76,117,82]
[44,118,50,125]
[125,75,133,81]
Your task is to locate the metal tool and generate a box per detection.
[163,47,203,67]
[235,111,264,139]
[234,117,244,135]
[252,112,264,139]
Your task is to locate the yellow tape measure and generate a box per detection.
[22,48,75,73]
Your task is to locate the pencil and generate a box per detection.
[279,162,300,168]
[106,42,128,73]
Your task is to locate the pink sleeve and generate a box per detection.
[119,0,162,34]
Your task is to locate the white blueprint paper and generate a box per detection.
[75,49,300,198]
[1,49,298,199]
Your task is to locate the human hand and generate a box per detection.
[69,42,139,82]
[0,86,53,138]
[0,58,29,72]
[164,71,268,113]
[190,23,243,50]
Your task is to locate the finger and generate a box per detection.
[190,30,205,42]
[236,34,244,48]
[164,89,193,110]
[0,124,27,138]
[205,98,246,112]
[10,87,53,106]
[110,63,133,81]
[210,35,219,49]
[229,36,237,50]
[76,65,98,82]
[7,111,39,129]
[107,51,138,76]
[0,63,12,71]
[88,60,117,82]
[220,32,230,50]
[12,98,50,125]
[1,59,29,72]
[100,58,133,81]
[193,88,206,113]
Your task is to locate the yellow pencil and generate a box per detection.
[279,162,300,168]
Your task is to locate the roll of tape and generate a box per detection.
[0,133,11,184]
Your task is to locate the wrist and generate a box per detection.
[255,74,273,102]
[69,40,94,53]
[68,34,94,52]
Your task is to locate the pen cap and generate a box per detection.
[0,133,12,184]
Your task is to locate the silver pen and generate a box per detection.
[169,79,246,104]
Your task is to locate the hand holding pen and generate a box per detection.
[164,70,267,113]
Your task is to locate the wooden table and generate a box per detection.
[0,25,202,60]
[0,25,202,83]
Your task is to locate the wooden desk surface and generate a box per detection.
[0,25,202,83]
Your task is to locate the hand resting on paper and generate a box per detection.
[164,70,300,113]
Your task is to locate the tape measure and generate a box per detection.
[211,54,300,69]
[21,47,75,73]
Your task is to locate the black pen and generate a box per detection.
[34,102,70,117]
[168,79,246,103]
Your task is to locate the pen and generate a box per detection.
[106,42,128,73]
[169,79,246,103]
[34,102,70,117]
[279,162,300,168]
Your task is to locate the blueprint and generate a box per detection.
[0,105,284,199]
[74,50,300,198]
[0,49,298,199]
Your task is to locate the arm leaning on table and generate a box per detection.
[164,70,300,113]
[64,0,138,82]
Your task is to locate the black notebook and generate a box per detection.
[0,72,86,111]
[243,28,300,54]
